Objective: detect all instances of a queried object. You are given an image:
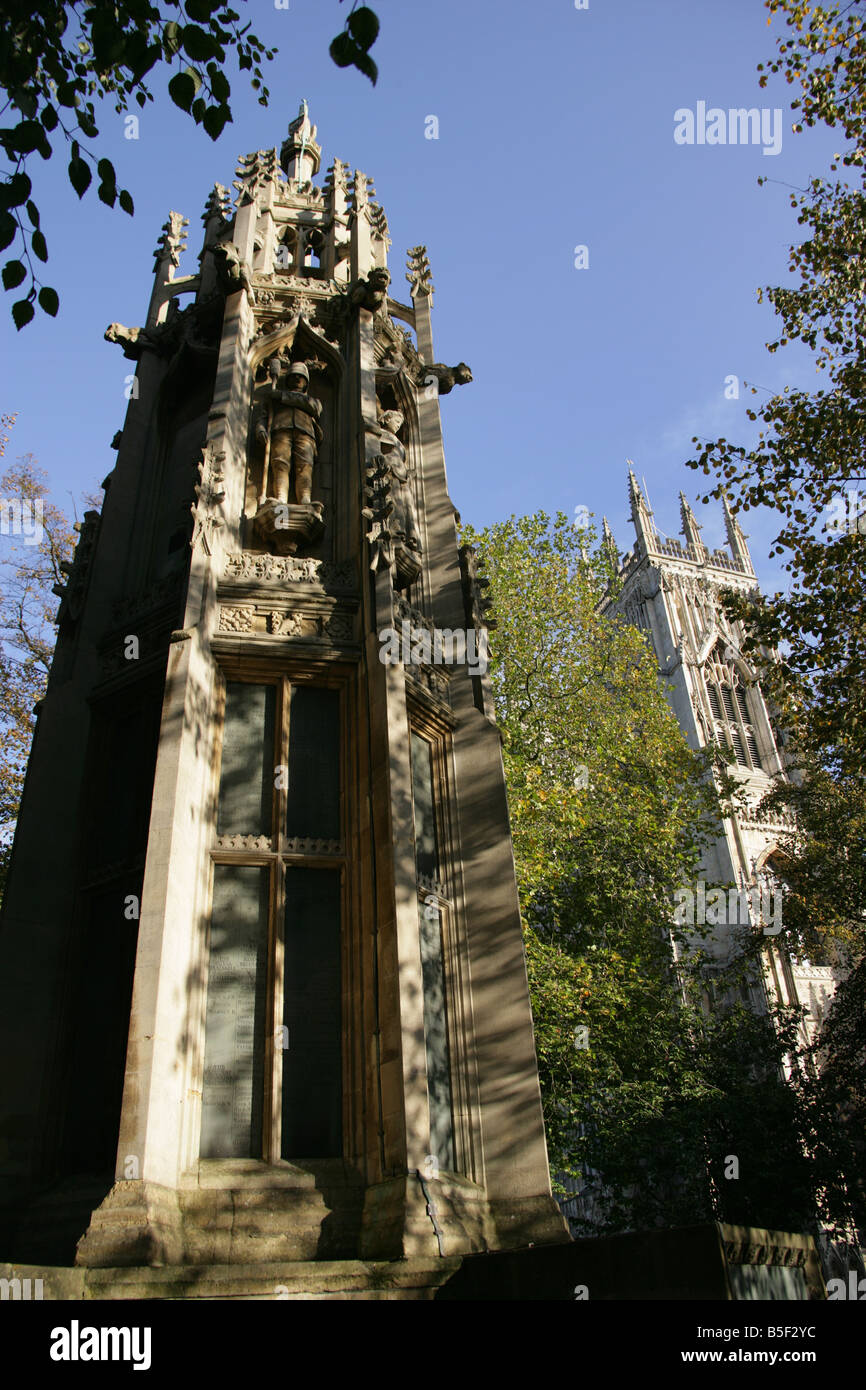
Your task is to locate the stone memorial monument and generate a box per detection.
[0,101,567,1298]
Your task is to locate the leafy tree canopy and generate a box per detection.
[463,512,824,1234]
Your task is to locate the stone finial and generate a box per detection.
[627,464,657,552]
[153,212,189,272]
[348,170,375,214]
[324,159,350,197]
[406,245,434,302]
[722,491,754,574]
[202,183,232,227]
[679,491,707,558]
[601,516,619,571]
[234,148,282,205]
[368,201,390,246]
[281,100,322,183]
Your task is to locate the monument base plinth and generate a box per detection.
[253,498,324,555]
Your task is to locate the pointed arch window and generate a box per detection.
[704,643,763,771]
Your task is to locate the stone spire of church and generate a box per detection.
[722,492,754,575]
[679,491,708,561]
[280,99,322,183]
[601,516,619,572]
[627,464,657,555]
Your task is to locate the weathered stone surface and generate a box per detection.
[0,102,569,1287]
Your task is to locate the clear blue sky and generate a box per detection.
[1,0,843,596]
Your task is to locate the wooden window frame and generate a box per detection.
[203,665,350,1166]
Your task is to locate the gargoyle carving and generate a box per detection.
[208,240,251,295]
[104,322,159,360]
[419,361,473,395]
[347,266,391,313]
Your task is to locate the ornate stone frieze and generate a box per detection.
[215,835,272,852]
[217,598,356,644]
[268,610,303,636]
[218,606,255,633]
[223,553,356,590]
[251,286,344,345]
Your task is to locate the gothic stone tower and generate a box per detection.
[601,470,838,1044]
[0,103,566,1286]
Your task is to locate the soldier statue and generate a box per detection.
[255,358,323,506]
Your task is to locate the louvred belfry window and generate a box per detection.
[705,643,762,771]
[200,677,344,1162]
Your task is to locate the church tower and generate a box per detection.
[602,469,839,1043]
[0,103,566,1290]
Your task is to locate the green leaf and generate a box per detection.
[2,260,26,291]
[77,111,98,139]
[25,200,39,228]
[12,298,35,330]
[68,156,91,198]
[7,121,44,155]
[187,0,220,19]
[11,90,38,120]
[168,72,196,112]
[0,173,31,209]
[55,81,78,108]
[119,189,134,215]
[347,6,380,50]
[37,286,59,317]
[329,33,357,68]
[31,229,48,262]
[0,213,16,251]
[182,25,221,61]
[98,182,117,209]
[41,104,59,133]
[210,70,230,103]
[97,158,116,184]
[129,43,162,85]
[202,104,229,140]
[353,50,378,85]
